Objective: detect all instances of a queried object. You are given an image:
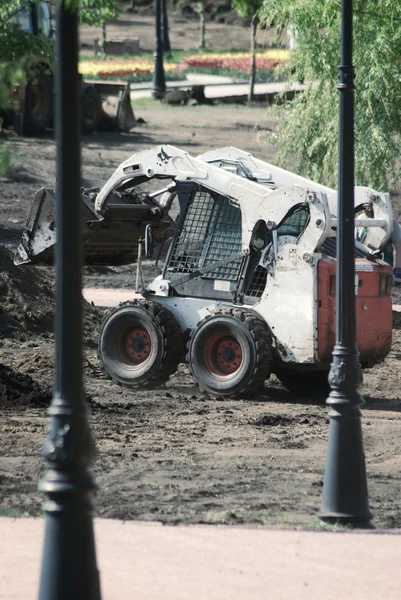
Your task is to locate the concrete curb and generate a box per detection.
[130,78,305,102]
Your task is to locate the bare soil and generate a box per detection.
[0,16,401,530]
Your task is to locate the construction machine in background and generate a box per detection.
[1,1,135,135]
[14,145,394,398]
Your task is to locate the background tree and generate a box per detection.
[260,0,401,190]
[80,0,120,26]
[80,0,120,54]
[195,1,206,50]
[0,0,120,172]
[0,1,53,172]
[232,0,264,102]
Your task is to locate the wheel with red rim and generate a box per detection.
[203,333,243,376]
[98,300,183,389]
[187,309,273,398]
[123,326,152,364]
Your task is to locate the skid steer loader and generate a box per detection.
[14,145,394,397]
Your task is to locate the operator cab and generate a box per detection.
[162,181,313,305]
[8,1,52,38]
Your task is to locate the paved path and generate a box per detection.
[1,516,400,599]
[4,288,398,598]
[130,75,305,101]
[83,287,141,308]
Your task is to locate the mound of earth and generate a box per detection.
[392,309,401,330]
[0,245,101,346]
[0,363,51,408]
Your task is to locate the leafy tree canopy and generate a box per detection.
[0,0,120,64]
[80,0,120,27]
[259,0,401,191]
[0,0,119,173]
[0,1,51,64]
[232,0,264,19]
[0,0,120,98]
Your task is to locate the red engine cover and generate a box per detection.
[318,258,392,365]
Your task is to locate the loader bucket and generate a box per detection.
[14,187,172,267]
[88,81,136,132]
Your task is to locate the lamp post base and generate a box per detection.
[320,401,373,527]
[152,87,166,100]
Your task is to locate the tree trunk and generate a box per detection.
[248,14,259,103]
[102,22,107,57]
[199,0,206,49]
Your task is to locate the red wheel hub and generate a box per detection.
[124,326,151,364]
[204,332,243,377]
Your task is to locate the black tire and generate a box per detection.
[98,300,183,389]
[16,71,53,136]
[187,309,273,398]
[275,368,330,398]
[81,88,102,133]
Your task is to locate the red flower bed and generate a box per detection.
[98,68,152,78]
[183,56,282,73]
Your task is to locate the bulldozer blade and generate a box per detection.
[14,188,172,267]
[89,81,136,132]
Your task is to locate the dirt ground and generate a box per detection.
[1,16,401,530]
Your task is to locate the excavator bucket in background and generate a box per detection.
[82,80,136,132]
[14,186,173,267]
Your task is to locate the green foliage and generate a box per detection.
[0,0,119,176]
[259,0,401,190]
[0,506,22,518]
[232,0,264,101]
[0,0,119,107]
[0,2,48,174]
[232,0,264,18]
[80,0,120,26]
[0,2,52,64]
[0,144,10,176]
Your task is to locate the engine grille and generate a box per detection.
[168,190,243,281]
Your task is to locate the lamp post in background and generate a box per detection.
[320,0,372,527]
[152,0,166,98]
[161,0,171,55]
[38,2,102,599]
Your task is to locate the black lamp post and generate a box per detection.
[38,2,102,599]
[161,0,171,55]
[152,0,166,99]
[320,0,372,526]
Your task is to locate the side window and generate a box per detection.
[37,2,52,38]
[276,204,310,238]
[9,7,32,34]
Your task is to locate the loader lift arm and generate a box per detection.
[14,145,333,268]
[94,144,332,256]
[198,147,395,255]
